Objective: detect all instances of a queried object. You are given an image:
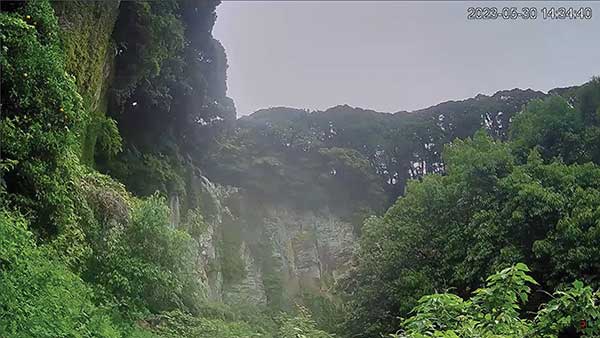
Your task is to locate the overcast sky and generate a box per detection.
[213,1,600,117]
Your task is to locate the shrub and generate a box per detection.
[0,209,121,338]
[278,306,336,338]
[85,194,204,315]
[394,263,600,338]
[0,0,90,266]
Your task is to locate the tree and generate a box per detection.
[341,126,600,337]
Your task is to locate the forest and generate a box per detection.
[1,1,599,337]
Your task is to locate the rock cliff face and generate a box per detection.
[175,172,356,308]
[262,208,355,294]
[223,241,268,305]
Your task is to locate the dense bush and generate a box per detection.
[0,0,87,252]
[82,191,204,315]
[278,306,335,338]
[0,209,121,338]
[0,200,284,338]
[394,263,600,337]
[138,309,275,338]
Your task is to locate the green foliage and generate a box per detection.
[207,126,387,214]
[401,293,468,335]
[394,263,600,338]
[1,0,85,237]
[84,194,204,314]
[111,0,184,100]
[52,0,122,164]
[0,1,337,338]
[318,147,384,209]
[181,207,209,240]
[535,280,600,336]
[511,79,600,164]
[0,0,101,273]
[511,96,582,162]
[94,115,124,158]
[0,204,277,338]
[2,2,598,338]
[278,306,336,338]
[104,0,234,199]
[0,209,121,338]
[102,150,186,196]
[219,219,247,285]
[138,307,278,338]
[0,2,257,336]
[301,292,344,334]
[342,84,600,337]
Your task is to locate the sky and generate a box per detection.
[213,1,600,117]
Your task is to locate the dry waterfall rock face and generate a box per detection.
[223,241,268,305]
[196,222,222,301]
[263,208,356,295]
[169,171,358,307]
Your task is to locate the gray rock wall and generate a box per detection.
[172,173,356,307]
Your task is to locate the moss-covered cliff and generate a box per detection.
[52,0,121,165]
